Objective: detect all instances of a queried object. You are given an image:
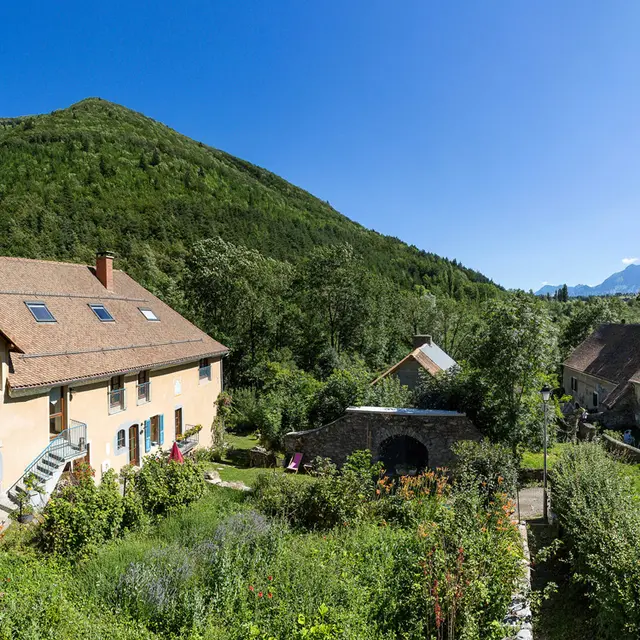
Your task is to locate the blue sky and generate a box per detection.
[2,1,640,291]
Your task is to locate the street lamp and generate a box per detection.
[540,384,552,523]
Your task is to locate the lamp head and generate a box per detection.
[540,384,552,403]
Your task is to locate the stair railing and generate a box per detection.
[7,421,87,499]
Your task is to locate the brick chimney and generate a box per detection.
[95,251,115,291]
[412,334,432,350]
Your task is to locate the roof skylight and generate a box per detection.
[139,307,159,322]
[25,301,56,323]
[89,303,114,322]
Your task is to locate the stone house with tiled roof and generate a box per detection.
[0,253,227,507]
[563,323,640,427]
[373,335,457,391]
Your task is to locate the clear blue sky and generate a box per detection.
[2,1,640,291]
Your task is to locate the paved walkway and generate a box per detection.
[516,487,544,521]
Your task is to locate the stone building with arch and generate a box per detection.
[284,406,482,474]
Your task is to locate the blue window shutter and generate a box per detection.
[159,414,164,446]
[144,419,151,453]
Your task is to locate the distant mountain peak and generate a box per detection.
[536,264,640,297]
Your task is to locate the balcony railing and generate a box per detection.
[108,387,126,414]
[136,381,151,405]
[199,364,212,383]
[177,424,200,454]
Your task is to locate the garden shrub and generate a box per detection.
[550,443,640,638]
[254,451,382,529]
[40,455,203,558]
[309,456,337,477]
[40,466,125,558]
[602,428,623,442]
[135,452,205,517]
[452,439,518,498]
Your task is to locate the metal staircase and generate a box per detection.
[7,420,88,510]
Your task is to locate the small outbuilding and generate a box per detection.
[373,335,457,390]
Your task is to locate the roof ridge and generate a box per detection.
[0,255,124,273]
[0,256,90,268]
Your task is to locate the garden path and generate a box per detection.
[516,487,544,521]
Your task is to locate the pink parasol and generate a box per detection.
[169,441,185,464]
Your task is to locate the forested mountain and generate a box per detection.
[0,98,497,300]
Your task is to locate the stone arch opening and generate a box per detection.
[378,434,428,475]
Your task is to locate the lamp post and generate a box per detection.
[540,384,552,523]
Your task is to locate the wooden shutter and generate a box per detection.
[159,414,164,446]
[144,419,151,453]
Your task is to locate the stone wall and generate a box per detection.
[284,406,483,469]
[578,422,597,441]
[601,433,640,463]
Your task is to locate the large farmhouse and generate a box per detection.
[563,323,640,427]
[0,253,227,507]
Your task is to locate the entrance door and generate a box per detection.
[175,408,183,439]
[128,424,140,466]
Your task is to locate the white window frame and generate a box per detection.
[139,307,159,322]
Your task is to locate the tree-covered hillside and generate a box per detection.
[0,98,497,299]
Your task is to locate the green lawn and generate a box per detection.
[203,462,298,486]
[520,443,573,470]
[205,431,306,486]
[522,443,640,497]
[224,431,261,451]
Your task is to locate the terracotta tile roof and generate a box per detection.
[0,257,228,391]
[372,340,456,385]
[563,323,640,408]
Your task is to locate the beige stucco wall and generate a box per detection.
[563,366,615,410]
[0,337,51,494]
[0,350,223,493]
